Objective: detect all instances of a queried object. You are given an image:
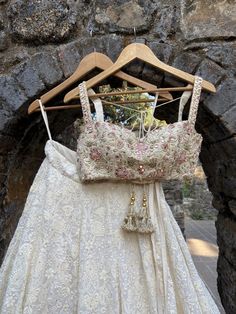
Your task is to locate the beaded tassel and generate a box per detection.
[122,189,155,234]
[136,192,154,234]
[121,191,138,232]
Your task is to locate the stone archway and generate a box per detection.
[0,0,235,312]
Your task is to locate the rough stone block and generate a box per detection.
[221,177,236,199]
[0,134,18,153]
[77,36,114,61]
[94,1,154,33]
[0,31,8,51]
[173,52,202,74]
[217,254,236,314]
[141,42,174,85]
[142,64,163,86]
[205,42,236,70]
[149,42,174,64]
[31,52,63,87]
[216,214,236,274]
[212,194,226,213]
[12,60,45,98]
[200,118,232,143]
[220,105,236,135]
[196,105,216,129]
[196,59,223,86]
[0,11,5,30]
[127,42,173,86]
[0,110,10,132]
[165,52,202,87]
[152,5,177,41]
[180,0,236,40]
[57,41,81,78]
[104,34,123,62]
[7,0,77,43]
[215,137,236,159]
[204,78,236,118]
[79,37,103,58]
[124,60,144,80]
[228,200,236,217]
[0,74,27,111]
[74,35,123,69]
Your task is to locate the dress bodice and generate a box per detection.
[76,76,203,183]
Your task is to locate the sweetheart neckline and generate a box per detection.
[45,117,199,160]
[93,119,196,141]
[78,76,203,142]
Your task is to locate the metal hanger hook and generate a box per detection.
[89,26,96,52]
[133,27,137,42]
[89,26,93,37]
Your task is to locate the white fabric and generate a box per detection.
[88,88,104,122]
[178,91,192,122]
[38,92,104,142]
[0,140,220,313]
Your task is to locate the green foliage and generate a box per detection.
[190,210,205,220]
[182,181,191,198]
[190,210,216,220]
[98,82,167,129]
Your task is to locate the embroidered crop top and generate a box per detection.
[76,76,203,184]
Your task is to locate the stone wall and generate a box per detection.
[182,164,218,220]
[162,180,185,236]
[0,0,235,312]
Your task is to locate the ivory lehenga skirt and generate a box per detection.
[0,140,220,313]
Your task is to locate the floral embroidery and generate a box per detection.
[90,148,102,161]
[115,166,130,179]
[77,76,203,183]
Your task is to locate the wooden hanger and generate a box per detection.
[64,43,216,103]
[75,86,194,99]
[28,51,172,114]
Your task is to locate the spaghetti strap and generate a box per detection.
[38,99,52,140]
[188,76,203,125]
[88,88,104,122]
[178,90,192,122]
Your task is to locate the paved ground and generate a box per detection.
[185,217,225,314]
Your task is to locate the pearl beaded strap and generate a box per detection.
[188,76,203,125]
[78,81,95,133]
